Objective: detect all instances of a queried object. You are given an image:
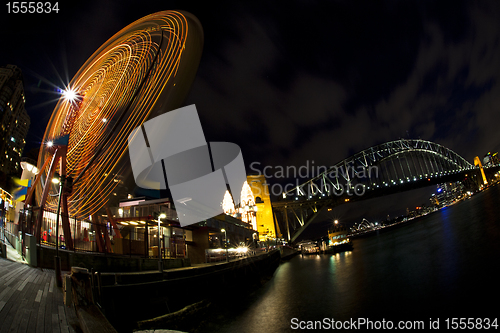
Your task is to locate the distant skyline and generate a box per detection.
[1,0,499,237]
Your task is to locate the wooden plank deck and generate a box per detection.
[0,255,80,332]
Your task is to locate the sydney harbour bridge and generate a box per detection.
[270,138,499,243]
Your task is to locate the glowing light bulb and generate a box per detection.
[62,88,77,102]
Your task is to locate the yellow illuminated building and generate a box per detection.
[247,175,277,241]
[474,156,488,185]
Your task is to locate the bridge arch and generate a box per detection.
[283,139,474,198]
[273,139,479,243]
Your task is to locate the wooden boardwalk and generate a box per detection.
[0,255,80,333]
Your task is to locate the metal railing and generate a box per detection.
[18,207,187,258]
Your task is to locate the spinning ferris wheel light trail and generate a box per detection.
[24,10,204,246]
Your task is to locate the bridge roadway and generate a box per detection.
[272,165,500,242]
[0,244,78,333]
[273,167,475,208]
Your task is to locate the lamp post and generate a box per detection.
[221,228,228,262]
[158,213,166,272]
[51,174,63,288]
[50,88,78,287]
[1,198,5,257]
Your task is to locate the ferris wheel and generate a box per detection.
[26,11,203,246]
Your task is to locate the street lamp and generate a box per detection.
[51,172,73,287]
[221,228,228,262]
[1,198,5,254]
[158,213,166,272]
[52,173,63,288]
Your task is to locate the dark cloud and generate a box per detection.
[187,0,500,169]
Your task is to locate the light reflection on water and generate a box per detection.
[198,185,500,333]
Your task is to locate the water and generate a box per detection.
[197,184,500,332]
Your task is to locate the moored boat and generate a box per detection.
[325,222,353,254]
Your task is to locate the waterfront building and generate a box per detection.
[483,152,499,167]
[0,187,13,231]
[436,181,464,206]
[113,196,257,264]
[190,213,257,264]
[0,65,30,176]
[247,174,278,241]
[13,170,260,264]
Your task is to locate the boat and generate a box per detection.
[324,240,353,254]
[324,223,353,254]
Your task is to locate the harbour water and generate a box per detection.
[197,184,500,332]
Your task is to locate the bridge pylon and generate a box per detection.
[474,156,488,186]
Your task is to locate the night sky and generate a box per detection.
[1,0,499,236]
